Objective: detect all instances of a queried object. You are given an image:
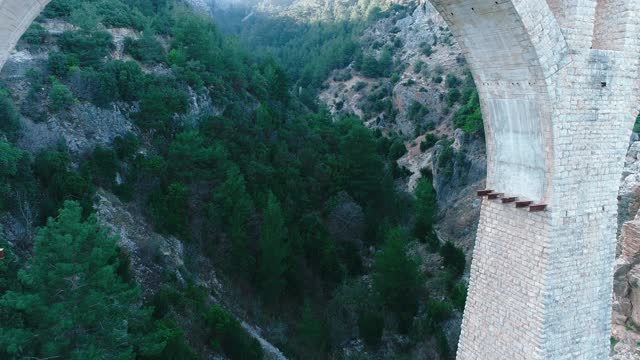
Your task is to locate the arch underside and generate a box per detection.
[432,0,555,202]
[0,0,51,70]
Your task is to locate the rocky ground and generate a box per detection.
[612,137,640,359]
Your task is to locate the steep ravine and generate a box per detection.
[319,2,484,257]
[1,17,289,360]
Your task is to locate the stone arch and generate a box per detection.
[430,1,640,359]
[0,0,52,70]
[430,0,568,202]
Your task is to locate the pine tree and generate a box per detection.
[258,192,289,303]
[413,177,437,244]
[372,228,423,333]
[338,121,384,205]
[0,201,164,359]
[299,300,325,357]
[211,166,255,279]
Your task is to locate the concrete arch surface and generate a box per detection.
[0,0,51,71]
[431,0,570,203]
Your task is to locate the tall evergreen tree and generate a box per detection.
[413,177,438,243]
[0,201,164,359]
[210,165,255,279]
[338,120,384,205]
[258,192,289,303]
[372,228,423,333]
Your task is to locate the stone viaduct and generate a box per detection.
[428,0,640,359]
[1,0,640,359]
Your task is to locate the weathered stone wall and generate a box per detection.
[0,0,51,70]
[429,0,640,359]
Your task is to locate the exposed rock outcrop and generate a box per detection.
[612,138,640,358]
[95,190,288,359]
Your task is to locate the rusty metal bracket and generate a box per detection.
[529,204,547,212]
[516,200,533,208]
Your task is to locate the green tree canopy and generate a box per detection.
[0,201,164,359]
[413,177,437,243]
[373,228,423,332]
[258,192,289,303]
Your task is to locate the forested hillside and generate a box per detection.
[211,1,640,358]
[213,0,486,254]
[0,0,469,359]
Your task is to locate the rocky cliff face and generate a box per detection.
[320,3,485,254]
[612,138,640,358]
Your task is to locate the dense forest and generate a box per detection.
[0,0,469,359]
[213,0,408,106]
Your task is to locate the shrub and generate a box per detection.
[432,75,443,84]
[353,81,367,91]
[204,305,264,360]
[48,80,75,113]
[22,23,47,45]
[0,89,21,139]
[446,88,461,106]
[439,241,466,276]
[388,139,407,160]
[48,52,80,78]
[633,115,640,133]
[408,101,429,122]
[413,60,424,74]
[58,30,114,68]
[445,73,461,88]
[421,44,433,57]
[449,281,467,311]
[453,90,483,135]
[358,311,384,348]
[124,35,166,64]
[420,134,438,152]
[437,142,455,180]
[426,300,453,323]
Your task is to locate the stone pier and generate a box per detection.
[428,0,640,358]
